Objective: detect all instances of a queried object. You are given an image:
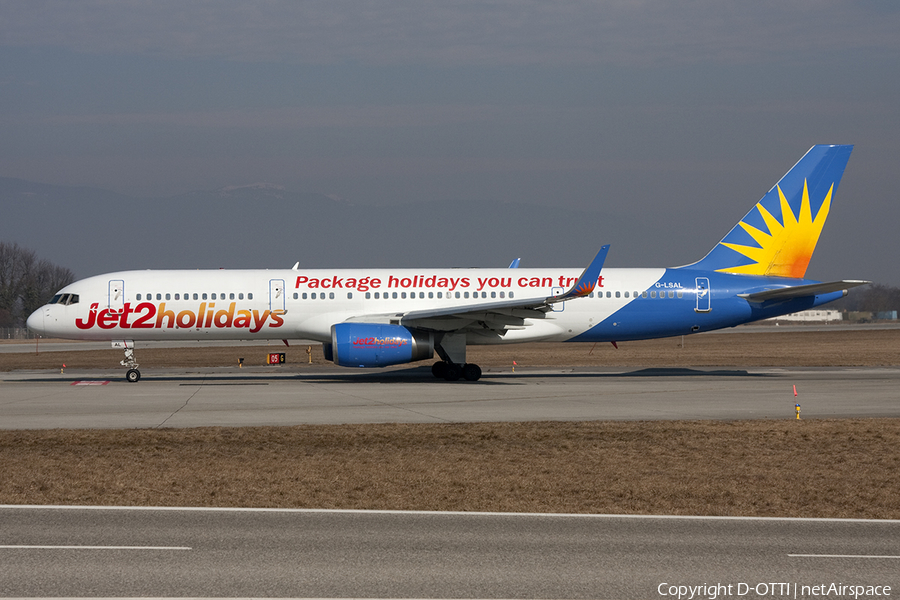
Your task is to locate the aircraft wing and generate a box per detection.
[738,280,870,303]
[346,245,610,333]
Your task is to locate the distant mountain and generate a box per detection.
[0,176,675,278]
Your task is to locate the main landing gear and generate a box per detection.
[431,361,482,382]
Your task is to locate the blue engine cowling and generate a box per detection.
[331,323,434,367]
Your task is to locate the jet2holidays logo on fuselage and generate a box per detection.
[75,302,284,333]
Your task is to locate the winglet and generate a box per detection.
[550,245,609,303]
[508,258,521,268]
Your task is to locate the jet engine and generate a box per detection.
[330,323,434,367]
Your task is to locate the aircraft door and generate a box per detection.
[550,286,565,312]
[108,279,125,313]
[695,277,711,313]
[269,279,285,312]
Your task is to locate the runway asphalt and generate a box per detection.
[1,505,898,598]
[1,365,898,429]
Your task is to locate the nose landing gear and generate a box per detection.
[119,342,141,383]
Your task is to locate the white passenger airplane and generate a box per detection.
[27,145,867,382]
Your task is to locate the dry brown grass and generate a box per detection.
[2,420,899,518]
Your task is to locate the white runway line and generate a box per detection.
[0,545,191,550]
[788,553,900,559]
[4,504,900,523]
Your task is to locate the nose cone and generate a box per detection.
[26,307,45,335]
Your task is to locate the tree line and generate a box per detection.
[831,283,900,314]
[0,242,75,328]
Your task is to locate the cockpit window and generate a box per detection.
[49,293,79,306]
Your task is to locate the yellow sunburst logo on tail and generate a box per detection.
[719,180,832,278]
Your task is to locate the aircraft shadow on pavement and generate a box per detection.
[15,365,775,384]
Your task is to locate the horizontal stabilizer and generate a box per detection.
[738,280,869,303]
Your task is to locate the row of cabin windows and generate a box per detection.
[135,292,254,301]
[599,290,684,299]
[288,289,685,301]
[292,290,516,300]
[130,289,685,303]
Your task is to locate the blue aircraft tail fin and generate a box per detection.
[679,144,853,278]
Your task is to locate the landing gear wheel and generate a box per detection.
[126,369,141,383]
[443,363,462,381]
[462,363,482,382]
[432,361,448,379]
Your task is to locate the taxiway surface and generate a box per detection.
[1,365,898,428]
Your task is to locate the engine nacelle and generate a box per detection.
[331,323,434,368]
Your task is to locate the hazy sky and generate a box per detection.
[2,1,899,283]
